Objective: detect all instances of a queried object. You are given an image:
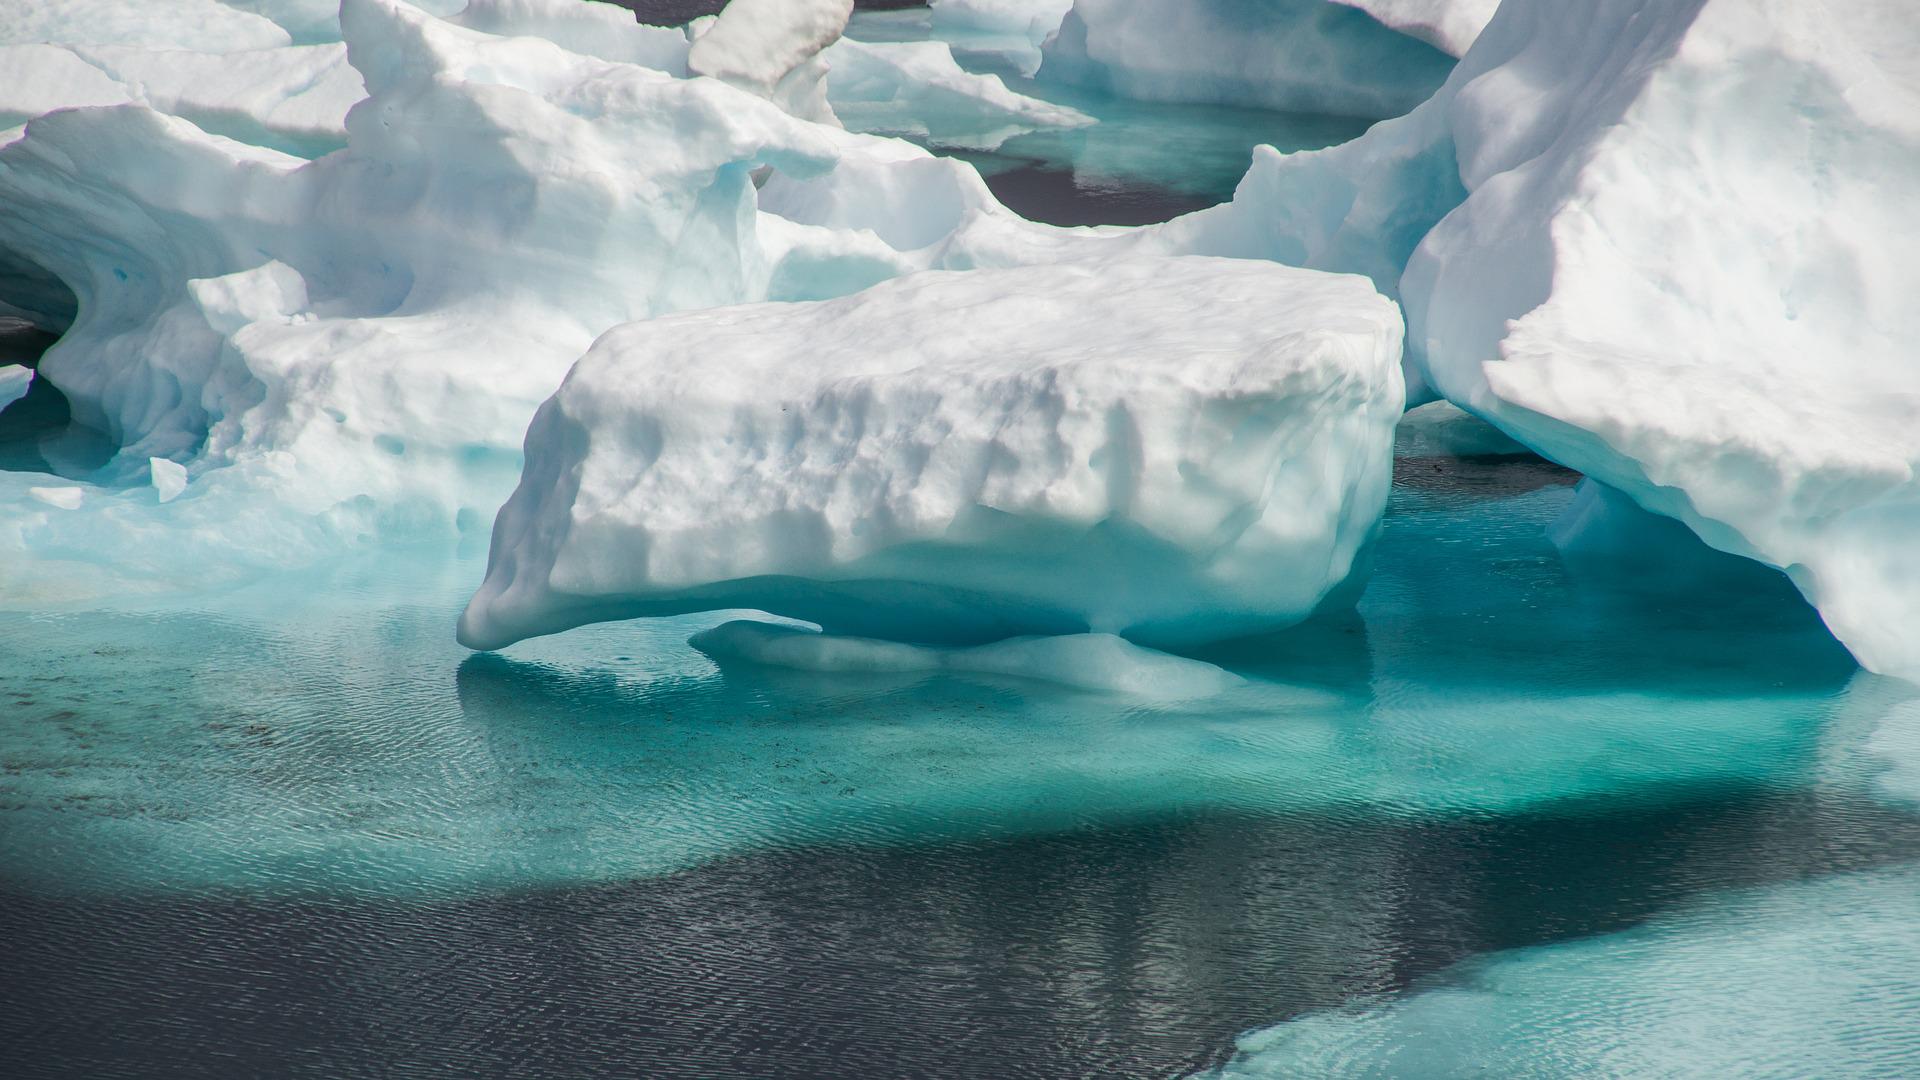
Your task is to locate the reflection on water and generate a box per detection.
[8,783,1920,1080]
[5,444,1918,1077]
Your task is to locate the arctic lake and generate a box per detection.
[6,431,1920,1078]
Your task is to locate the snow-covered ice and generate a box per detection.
[148,457,189,503]
[823,36,1093,149]
[0,365,31,412]
[688,0,853,124]
[458,256,1404,652]
[1332,0,1496,57]
[1390,0,1920,681]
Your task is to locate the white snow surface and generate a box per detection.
[458,256,1404,652]
[1387,0,1920,681]
[0,42,364,156]
[1038,0,1458,119]
[690,621,1243,699]
[688,0,853,123]
[1331,0,1496,57]
[0,365,31,412]
[0,0,862,596]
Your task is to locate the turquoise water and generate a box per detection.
[7,429,1920,1075]
[840,9,1371,224]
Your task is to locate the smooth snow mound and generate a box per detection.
[690,620,1243,698]
[459,256,1404,652]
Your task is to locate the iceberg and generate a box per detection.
[458,256,1404,652]
[1331,0,1496,58]
[0,365,31,412]
[0,0,853,595]
[1038,0,1458,119]
[822,37,1094,149]
[688,0,853,125]
[1389,0,1920,681]
[1,0,293,51]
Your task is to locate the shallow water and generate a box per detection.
[6,440,1919,1077]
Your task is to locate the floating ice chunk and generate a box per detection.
[1331,0,1496,58]
[149,458,189,503]
[1386,0,1920,680]
[0,0,292,50]
[689,0,854,124]
[28,486,85,510]
[1039,0,1456,120]
[690,620,1243,699]
[459,255,1404,652]
[823,37,1093,149]
[447,0,690,72]
[0,365,31,412]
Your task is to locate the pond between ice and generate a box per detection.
[6,441,1919,1077]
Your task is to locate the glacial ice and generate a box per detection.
[1392,0,1920,681]
[1,0,294,51]
[1038,0,1458,119]
[688,0,853,125]
[0,42,364,156]
[823,36,1094,149]
[0,365,31,412]
[458,256,1404,652]
[1331,0,1496,57]
[689,620,1244,699]
[0,0,1913,684]
[929,0,1074,38]
[0,0,856,595]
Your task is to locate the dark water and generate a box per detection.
[9,782,1919,1080]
